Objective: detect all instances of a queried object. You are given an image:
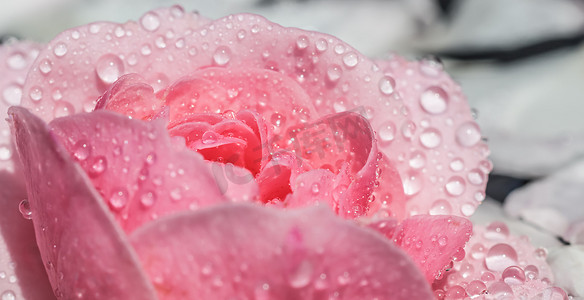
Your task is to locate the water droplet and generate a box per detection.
[140,12,161,31]
[487,281,513,297]
[213,46,231,66]
[39,59,53,74]
[89,156,107,177]
[524,265,539,280]
[456,122,481,147]
[2,84,22,105]
[95,54,124,85]
[445,176,466,196]
[53,42,68,57]
[73,140,91,161]
[541,287,569,300]
[465,280,486,296]
[19,199,32,220]
[467,168,484,185]
[170,187,183,201]
[420,86,448,114]
[109,188,129,210]
[29,86,43,101]
[296,35,309,50]
[445,285,466,299]
[7,52,26,69]
[502,266,525,285]
[289,260,313,288]
[378,121,396,144]
[485,243,518,271]
[141,44,152,56]
[419,128,442,148]
[202,131,219,144]
[1,290,16,300]
[403,173,422,196]
[461,203,476,216]
[139,190,157,208]
[326,64,342,82]
[419,56,443,77]
[449,158,464,171]
[311,183,320,194]
[438,235,448,246]
[0,144,12,161]
[429,199,452,215]
[408,150,426,169]
[484,221,509,240]
[342,52,358,68]
[170,5,185,17]
[270,113,286,127]
[534,247,547,259]
[315,38,328,52]
[401,121,416,140]
[54,101,74,118]
[51,89,62,101]
[378,76,395,95]
[337,272,351,285]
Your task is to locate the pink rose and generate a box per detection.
[0,5,568,300]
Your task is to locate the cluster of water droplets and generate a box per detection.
[434,222,568,299]
[0,258,19,300]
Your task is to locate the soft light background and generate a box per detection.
[2,0,584,297]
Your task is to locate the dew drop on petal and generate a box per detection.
[1,290,16,300]
[445,285,466,299]
[53,42,68,57]
[326,64,342,82]
[202,131,219,144]
[419,128,442,148]
[109,188,129,210]
[449,158,464,171]
[420,86,448,114]
[541,287,569,300]
[2,84,22,105]
[524,265,539,280]
[378,121,396,144]
[403,173,422,196]
[7,52,26,69]
[296,35,309,50]
[484,221,509,240]
[401,121,416,140]
[213,46,231,66]
[429,199,452,215]
[315,38,328,52]
[289,260,313,289]
[466,280,487,296]
[485,243,518,272]
[89,156,107,177]
[445,176,466,196]
[378,76,395,95]
[0,144,11,161]
[270,113,286,127]
[502,266,525,285]
[342,52,358,68]
[140,12,161,31]
[54,101,74,118]
[95,54,124,85]
[19,199,32,220]
[139,191,157,208]
[487,282,513,297]
[29,86,43,102]
[467,168,485,185]
[311,183,320,194]
[39,58,53,74]
[456,122,481,147]
[73,140,91,161]
[408,150,426,169]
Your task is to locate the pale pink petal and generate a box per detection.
[96,73,162,119]
[48,109,238,233]
[130,203,433,299]
[9,107,157,299]
[434,221,566,299]
[0,41,42,173]
[0,172,55,300]
[376,56,490,218]
[391,215,472,283]
[20,6,210,122]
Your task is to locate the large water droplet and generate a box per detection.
[445,285,466,299]
[403,173,422,196]
[456,122,481,147]
[326,64,342,82]
[270,113,286,127]
[419,128,442,148]
[95,54,124,85]
[289,260,313,288]
[53,42,68,57]
[420,86,448,114]
[485,243,518,271]
[378,121,396,144]
[466,280,487,296]
[2,84,22,105]
[315,38,328,52]
[1,290,16,300]
[541,287,569,300]
[39,58,53,74]
[73,140,90,161]
[54,101,74,118]
[29,86,43,101]
[139,190,157,208]
[408,150,426,169]
[7,52,26,69]
[202,131,219,144]
[19,199,32,220]
[467,168,485,185]
[140,12,161,31]
[342,52,359,68]
[502,266,526,285]
[401,121,416,140]
[449,158,464,171]
[89,155,107,177]
[487,282,513,297]
[0,144,12,161]
[296,35,309,50]
[524,265,539,280]
[429,199,452,215]
[445,176,466,196]
[378,76,395,95]
[109,188,129,210]
[213,46,231,66]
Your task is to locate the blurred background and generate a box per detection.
[2,0,584,294]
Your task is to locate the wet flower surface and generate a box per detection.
[0,5,573,300]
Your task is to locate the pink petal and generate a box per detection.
[20,6,210,122]
[96,73,162,119]
[0,41,42,173]
[48,109,240,233]
[435,221,565,299]
[391,215,472,283]
[376,56,491,218]
[0,172,55,300]
[130,203,433,299]
[9,107,157,299]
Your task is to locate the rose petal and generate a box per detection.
[0,172,55,300]
[376,56,490,218]
[20,6,210,122]
[48,109,244,233]
[435,222,562,299]
[96,73,161,119]
[130,203,433,299]
[9,106,157,299]
[391,215,472,283]
[0,41,42,173]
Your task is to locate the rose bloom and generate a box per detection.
[0,5,570,300]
